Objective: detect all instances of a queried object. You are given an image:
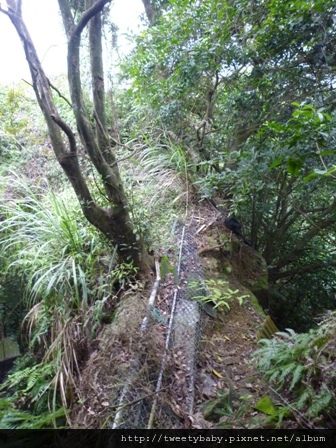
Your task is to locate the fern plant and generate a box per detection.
[0,396,65,429]
[0,353,66,428]
[253,313,336,419]
[4,361,55,406]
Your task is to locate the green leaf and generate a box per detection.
[286,158,302,176]
[302,105,315,111]
[290,365,305,390]
[303,172,318,182]
[318,150,335,156]
[160,255,175,280]
[253,395,277,415]
[269,157,284,169]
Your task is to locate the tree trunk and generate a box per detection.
[2,0,145,269]
[141,0,169,25]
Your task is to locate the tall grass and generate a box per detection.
[120,137,194,252]
[130,138,193,205]
[0,174,104,308]
[0,173,112,425]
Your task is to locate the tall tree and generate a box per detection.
[1,0,146,269]
[141,0,169,25]
[123,0,336,329]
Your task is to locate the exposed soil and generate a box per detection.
[184,203,272,428]
[72,202,276,429]
[194,299,269,428]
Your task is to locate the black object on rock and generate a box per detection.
[224,216,252,246]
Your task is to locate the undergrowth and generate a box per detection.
[0,174,136,427]
[253,311,336,425]
[121,135,191,252]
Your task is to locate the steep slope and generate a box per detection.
[71,203,273,428]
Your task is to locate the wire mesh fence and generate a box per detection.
[107,219,207,429]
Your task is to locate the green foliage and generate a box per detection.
[0,174,136,425]
[119,135,188,252]
[0,354,65,428]
[4,361,55,407]
[130,138,192,201]
[121,0,336,337]
[191,279,249,310]
[0,83,51,182]
[263,103,335,178]
[0,86,28,138]
[196,100,336,330]
[253,312,336,419]
[0,174,105,309]
[253,394,277,416]
[160,255,176,282]
[253,395,290,428]
[125,181,182,253]
[0,85,27,167]
[1,0,336,429]
[0,396,65,429]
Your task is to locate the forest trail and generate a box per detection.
[72,203,273,428]
[184,204,272,428]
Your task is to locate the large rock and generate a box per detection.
[0,337,20,362]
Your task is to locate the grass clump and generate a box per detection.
[0,174,135,426]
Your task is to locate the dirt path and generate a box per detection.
[194,298,270,428]
[184,204,272,428]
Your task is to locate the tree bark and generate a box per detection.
[141,0,156,25]
[141,0,169,25]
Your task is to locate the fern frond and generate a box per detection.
[290,364,305,390]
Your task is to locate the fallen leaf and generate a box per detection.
[253,395,276,415]
[212,369,223,378]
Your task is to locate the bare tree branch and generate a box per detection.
[51,114,77,154]
[48,79,72,108]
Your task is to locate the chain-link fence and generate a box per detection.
[105,219,207,429]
